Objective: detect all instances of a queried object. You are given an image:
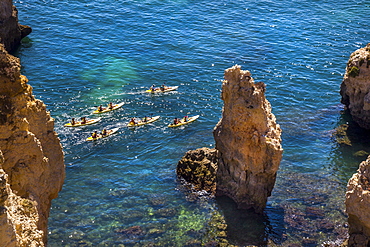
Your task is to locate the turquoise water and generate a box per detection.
[13,0,370,246]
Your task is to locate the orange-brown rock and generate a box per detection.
[0,0,31,52]
[346,155,370,246]
[340,43,370,129]
[0,43,64,246]
[213,65,283,213]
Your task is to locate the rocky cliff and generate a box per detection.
[346,155,370,246]
[213,65,283,213]
[0,43,65,246]
[340,43,370,129]
[0,0,31,52]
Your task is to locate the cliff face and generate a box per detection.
[340,43,370,129]
[0,44,65,246]
[346,155,370,246]
[0,0,31,52]
[213,65,283,213]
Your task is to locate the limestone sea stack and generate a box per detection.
[0,0,31,52]
[0,44,65,246]
[346,156,370,246]
[213,65,283,213]
[340,43,370,129]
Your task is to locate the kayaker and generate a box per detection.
[150,84,156,92]
[160,84,165,91]
[129,118,136,125]
[81,117,86,124]
[173,118,179,125]
[101,128,107,136]
[98,105,103,112]
[71,118,76,125]
[108,102,113,109]
[91,131,98,139]
[143,116,148,122]
[184,116,188,122]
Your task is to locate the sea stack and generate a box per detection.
[213,65,283,213]
[0,43,65,245]
[346,156,370,246]
[340,43,370,129]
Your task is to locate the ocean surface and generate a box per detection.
[13,0,369,246]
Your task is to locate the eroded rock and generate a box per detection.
[340,43,370,129]
[213,65,283,213]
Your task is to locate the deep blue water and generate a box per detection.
[13,0,370,246]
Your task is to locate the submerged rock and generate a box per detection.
[340,43,370,129]
[0,43,65,245]
[346,155,370,246]
[213,65,283,213]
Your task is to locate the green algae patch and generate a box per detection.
[348,66,360,78]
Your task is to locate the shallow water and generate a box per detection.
[13,0,370,246]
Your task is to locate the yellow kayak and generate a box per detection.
[93,102,124,114]
[64,118,101,127]
[127,116,160,127]
[168,115,199,128]
[145,86,178,93]
[86,127,120,141]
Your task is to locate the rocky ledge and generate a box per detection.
[340,43,370,129]
[0,43,65,246]
[177,65,283,213]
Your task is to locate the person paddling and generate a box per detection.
[91,131,98,139]
[71,118,76,125]
[81,117,87,124]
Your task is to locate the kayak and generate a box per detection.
[86,127,120,141]
[127,116,160,127]
[145,86,178,93]
[93,102,124,114]
[64,118,101,127]
[168,115,199,128]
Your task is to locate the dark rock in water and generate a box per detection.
[177,147,219,195]
[115,225,144,237]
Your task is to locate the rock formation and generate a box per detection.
[0,0,31,52]
[177,65,283,213]
[213,65,283,213]
[340,43,370,129]
[346,155,370,246]
[177,148,218,195]
[0,43,65,246]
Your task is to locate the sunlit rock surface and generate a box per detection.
[346,155,370,246]
[340,43,370,129]
[0,44,64,246]
[213,65,283,213]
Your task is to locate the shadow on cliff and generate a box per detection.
[216,196,285,246]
